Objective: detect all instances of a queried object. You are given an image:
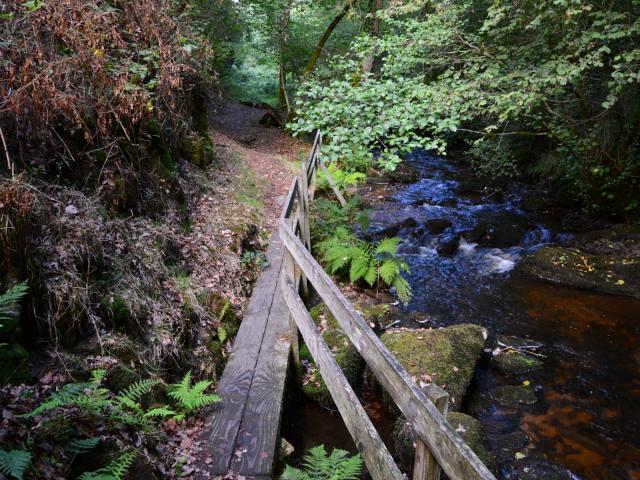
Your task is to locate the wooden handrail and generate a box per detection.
[279,131,496,480]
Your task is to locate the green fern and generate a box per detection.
[280,445,362,480]
[115,379,159,406]
[68,437,101,454]
[21,381,94,417]
[144,406,177,418]
[79,450,137,480]
[0,281,28,333]
[0,449,31,480]
[316,228,412,303]
[168,372,220,413]
[317,163,366,192]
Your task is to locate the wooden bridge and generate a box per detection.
[202,133,496,480]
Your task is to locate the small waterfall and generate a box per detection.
[458,237,477,255]
[483,248,519,274]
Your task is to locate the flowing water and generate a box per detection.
[282,151,640,479]
[362,151,640,479]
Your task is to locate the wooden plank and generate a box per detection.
[319,161,347,206]
[280,274,404,480]
[278,221,496,480]
[203,231,285,474]
[415,384,450,480]
[234,276,291,476]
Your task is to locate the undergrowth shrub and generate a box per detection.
[316,227,411,304]
[317,163,366,192]
[281,445,362,480]
[1,0,215,174]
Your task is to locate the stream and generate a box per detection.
[282,151,640,480]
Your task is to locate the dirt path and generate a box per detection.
[208,99,305,228]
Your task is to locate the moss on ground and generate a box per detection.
[300,303,361,407]
[380,324,488,410]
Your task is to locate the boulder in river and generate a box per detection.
[377,217,418,238]
[520,245,640,299]
[393,412,495,474]
[424,218,453,235]
[380,323,488,410]
[437,233,461,256]
[492,351,543,375]
[388,162,420,184]
[492,385,538,406]
[300,303,361,406]
[505,456,577,480]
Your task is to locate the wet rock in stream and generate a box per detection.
[520,245,640,299]
[492,352,543,375]
[380,323,488,410]
[504,457,576,480]
[492,385,538,406]
[423,218,453,234]
[394,412,495,474]
[437,233,462,256]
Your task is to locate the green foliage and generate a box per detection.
[280,445,362,480]
[78,450,137,480]
[317,163,366,192]
[311,197,369,243]
[168,371,220,415]
[291,0,640,219]
[0,449,31,480]
[316,227,411,303]
[0,281,28,327]
[68,437,101,455]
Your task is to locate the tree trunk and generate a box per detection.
[362,0,382,78]
[303,1,352,79]
[278,0,293,114]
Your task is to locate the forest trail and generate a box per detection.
[209,99,304,228]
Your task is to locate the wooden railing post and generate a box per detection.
[283,247,300,370]
[414,384,450,480]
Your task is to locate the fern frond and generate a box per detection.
[0,449,31,480]
[117,379,159,404]
[68,437,101,454]
[79,450,137,480]
[392,276,412,304]
[169,373,220,413]
[90,369,107,385]
[379,260,401,285]
[144,407,176,418]
[21,382,90,417]
[375,237,400,256]
[0,281,28,323]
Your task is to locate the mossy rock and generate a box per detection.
[520,246,640,299]
[492,385,537,406]
[300,303,361,407]
[380,324,488,410]
[0,343,30,384]
[182,133,215,168]
[447,412,495,470]
[492,351,543,375]
[393,412,495,473]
